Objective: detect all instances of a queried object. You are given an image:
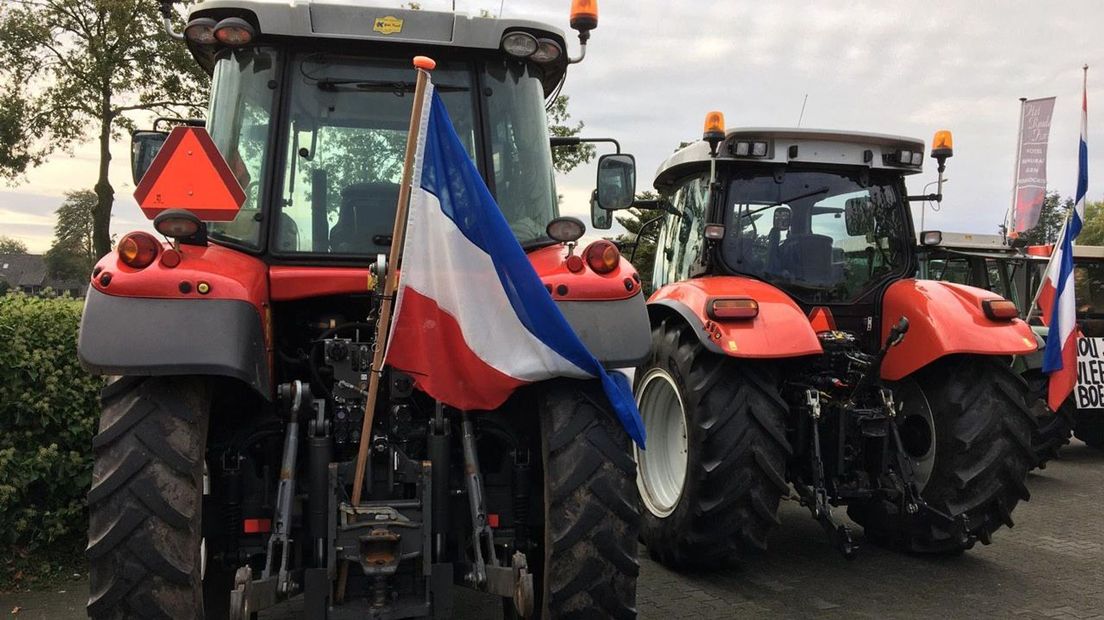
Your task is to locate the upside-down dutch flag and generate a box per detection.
[1040,74,1089,412]
[384,85,645,447]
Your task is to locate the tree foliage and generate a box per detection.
[45,190,98,280]
[0,0,208,257]
[0,237,28,254]
[548,95,596,174]
[614,190,666,293]
[1076,200,1104,246]
[1016,192,1073,246]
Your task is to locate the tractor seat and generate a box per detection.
[329,182,400,254]
[779,234,835,284]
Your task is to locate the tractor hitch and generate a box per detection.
[798,389,858,560]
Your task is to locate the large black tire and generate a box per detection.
[1073,410,1104,448]
[537,379,640,619]
[634,318,791,569]
[87,377,210,619]
[1023,370,1074,467]
[848,356,1035,553]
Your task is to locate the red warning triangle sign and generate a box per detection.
[134,126,247,222]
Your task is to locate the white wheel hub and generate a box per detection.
[895,381,937,491]
[634,368,689,518]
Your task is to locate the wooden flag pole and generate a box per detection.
[337,55,436,601]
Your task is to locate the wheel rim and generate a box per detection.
[895,381,936,491]
[634,368,689,518]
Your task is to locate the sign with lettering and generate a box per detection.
[1011,97,1056,235]
[1075,337,1104,409]
[373,16,404,35]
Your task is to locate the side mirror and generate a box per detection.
[590,190,612,230]
[844,197,874,237]
[772,206,792,231]
[596,153,636,211]
[131,130,168,185]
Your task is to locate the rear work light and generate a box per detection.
[213,17,255,46]
[583,240,620,274]
[708,297,759,320]
[184,17,218,44]
[920,230,943,246]
[982,299,1019,321]
[502,31,539,58]
[731,140,769,157]
[531,39,563,63]
[118,232,160,269]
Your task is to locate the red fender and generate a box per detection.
[880,279,1037,380]
[91,241,269,309]
[648,276,822,358]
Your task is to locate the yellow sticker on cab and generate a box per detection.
[373,16,404,35]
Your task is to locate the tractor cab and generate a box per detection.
[132,0,632,259]
[651,125,940,347]
[917,231,1040,316]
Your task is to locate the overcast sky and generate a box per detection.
[2,0,1101,252]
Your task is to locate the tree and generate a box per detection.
[1017,192,1072,246]
[0,1,208,257]
[1077,200,1104,246]
[0,237,27,254]
[45,190,97,280]
[614,191,666,293]
[547,95,596,174]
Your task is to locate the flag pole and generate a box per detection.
[1007,97,1028,238]
[338,55,436,600]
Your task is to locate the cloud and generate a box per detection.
[1,0,1101,254]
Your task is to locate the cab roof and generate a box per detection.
[186,0,569,94]
[654,127,927,189]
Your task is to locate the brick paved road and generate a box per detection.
[5,441,1102,619]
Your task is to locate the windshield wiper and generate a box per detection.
[768,185,831,208]
[316,79,469,93]
[733,186,832,223]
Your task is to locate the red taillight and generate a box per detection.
[243,518,271,534]
[983,299,1019,321]
[117,232,160,269]
[565,254,585,273]
[583,240,620,274]
[708,297,759,320]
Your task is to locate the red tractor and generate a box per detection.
[633,115,1039,566]
[78,1,649,618]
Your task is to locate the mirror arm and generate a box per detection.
[629,215,665,264]
[550,136,621,154]
[906,193,942,202]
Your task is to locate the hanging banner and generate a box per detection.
[1011,97,1056,234]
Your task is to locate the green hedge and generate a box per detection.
[0,293,101,561]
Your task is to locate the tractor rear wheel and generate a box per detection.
[536,379,639,619]
[1023,370,1073,467]
[87,376,214,619]
[634,318,791,569]
[1073,411,1104,448]
[848,356,1034,553]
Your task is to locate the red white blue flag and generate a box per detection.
[1040,70,1089,412]
[385,85,645,447]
